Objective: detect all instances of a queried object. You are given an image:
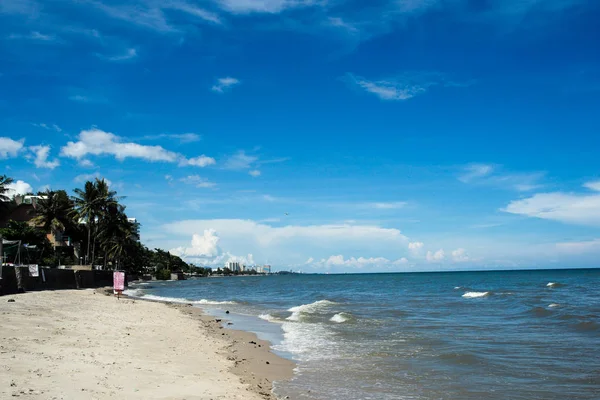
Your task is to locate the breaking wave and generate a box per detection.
[124,291,236,305]
[287,300,337,321]
[259,313,284,323]
[330,312,353,323]
[462,291,490,298]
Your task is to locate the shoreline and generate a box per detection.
[155,301,296,399]
[0,289,295,399]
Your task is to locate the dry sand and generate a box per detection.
[0,289,294,400]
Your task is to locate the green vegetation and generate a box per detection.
[0,174,208,279]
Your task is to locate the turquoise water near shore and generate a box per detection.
[126,269,600,399]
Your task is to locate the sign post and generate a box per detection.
[113,271,125,299]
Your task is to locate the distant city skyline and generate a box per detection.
[1,0,600,272]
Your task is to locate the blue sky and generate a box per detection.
[1,0,600,272]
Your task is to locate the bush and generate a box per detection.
[155,269,171,280]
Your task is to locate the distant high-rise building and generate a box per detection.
[127,217,140,241]
[225,261,241,272]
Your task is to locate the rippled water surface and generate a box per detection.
[126,269,600,400]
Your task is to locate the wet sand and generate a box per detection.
[0,289,294,399]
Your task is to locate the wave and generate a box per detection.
[462,291,490,298]
[547,282,564,288]
[123,288,143,297]
[439,352,482,366]
[548,303,560,308]
[275,321,339,362]
[258,313,284,323]
[330,312,353,323]
[574,321,600,333]
[530,306,553,317]
[125,292,236,305]
[287,300,337,321]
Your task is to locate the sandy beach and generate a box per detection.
[0,289,294,400]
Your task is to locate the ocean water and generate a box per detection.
[125,269,600,400]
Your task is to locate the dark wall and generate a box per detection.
[1,267,119,295]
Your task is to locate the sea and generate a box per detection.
[125,269,600,400]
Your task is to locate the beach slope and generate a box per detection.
[0,290,272,399]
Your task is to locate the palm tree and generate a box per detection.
[0,175,14,202]
[72,178,120,266]
[92,179,119,266]
[0,175,15,221]
[97,203,133,269]
[31,190,74,241]
[72,180,97,265]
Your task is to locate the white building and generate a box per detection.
[225,261,241,272]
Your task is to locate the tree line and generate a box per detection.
[0,174,210,278]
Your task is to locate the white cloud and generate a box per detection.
[162,220,409,265]
[29,145,60,169]
[345,72,465,101]
[426,249,445,262]
[8,31,56,42]
[458,163,494,182]
[0,137,24,158]
[171,229,221,257]
[99,47,138,62]
[308,255,410,269]
[503,189,600,226]
[6,180,33,197]
[215,0,316,14]
[89,0,222,32]
[78,159,95,168]
[328,17,358,33]
[583,181,600,191]
[180,175,216,188]
[211,76,240,93]
[88,1,174,32]
[451,248,469,262]
[74,173,112,186]
[166,1,222,24]
[165,174,173,181]
[370,201,406,209]
[144,133,202,143]
[459,163,544,191]
[249,169,261,177]
[181,155,216,167]
[170,229,255,266]
[32,123,62,132]
[348,75,426,100]
[224,150,257,169]
[408,241,424,255]
[61,128,180,162]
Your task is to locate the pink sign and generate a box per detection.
[113,271,125,291]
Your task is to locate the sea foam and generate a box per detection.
[462,291,490,298]
[330,313,352,323]
[125,292,236,305]
[259,313,282,323]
